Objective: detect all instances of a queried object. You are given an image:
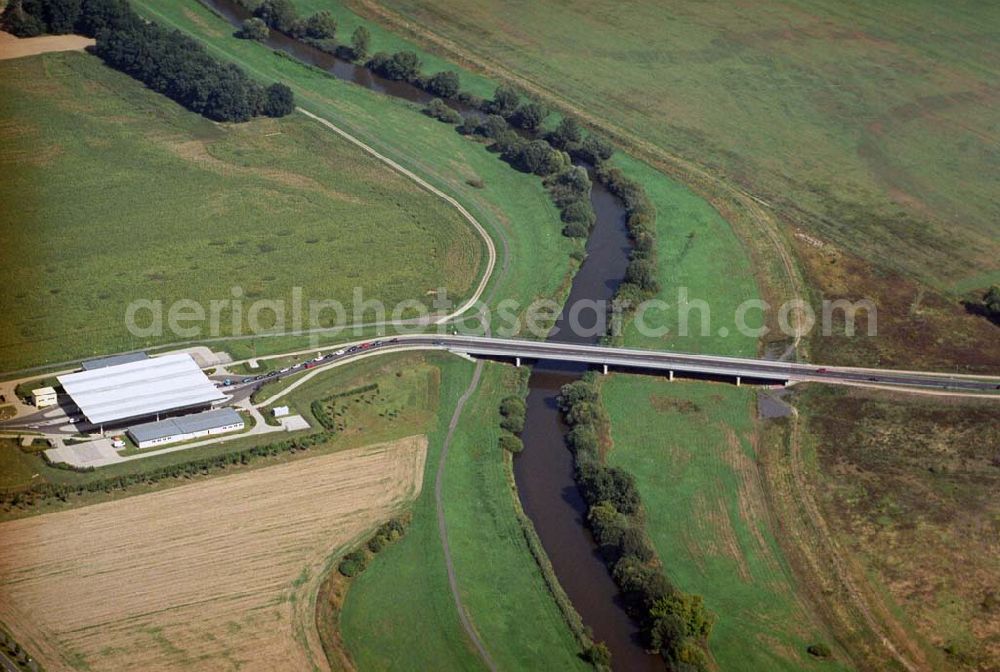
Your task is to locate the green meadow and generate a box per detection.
[358,0,1000,294]
[340,361,585,670]
[129,0,581,337]
[602,375,848,671]
[0,52,482,371]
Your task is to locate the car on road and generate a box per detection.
[279,367,291,374]
[241,377,252,384]
[335,349,346,356]
[347,346,360,353]
[815,368,828,373]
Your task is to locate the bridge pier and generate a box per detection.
[736,376,742,387]
[515,356,520,368]
[669,370,674,381]
[603,364,608,375]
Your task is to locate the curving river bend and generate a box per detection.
[199,1,661,667]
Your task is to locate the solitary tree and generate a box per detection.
[488,83,521,118]
[426,70,460,98]
[513,100,548,132]
[235,17,269,41]
[303,10,336,39]
[350,25,370,61]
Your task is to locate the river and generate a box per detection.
[199,1,662,667]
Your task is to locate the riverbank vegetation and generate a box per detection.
[558,374,715,670]
[340,362,588,670]
[1,0,295,122]
[356,0,1000,370]
[602,376,850,671]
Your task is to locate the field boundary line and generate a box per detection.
[296,107,495,325]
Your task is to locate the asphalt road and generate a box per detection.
[3,335,996,433]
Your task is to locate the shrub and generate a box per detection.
[303,10,336,39]
[562,220,590,238]
[500,395,526,418]
[547,116,582,150]
[513,100,548,131]
[263,83,295,117]
[583,642,612,668]
[423,98,462,124]
[485,83,520,118]
[337,550,368,577]
[369,50,421,81]
[1,3,45,36]
[560,200,595,226]
[575,133,615,163]
[235,17,269,41]
[806,643,832,659]
[426,70,460,98]
[499,434,523,453]
[254,0,299,34]
[500,413,524,434]
[350,26,370,61]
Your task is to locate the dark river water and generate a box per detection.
[200,1,662,667]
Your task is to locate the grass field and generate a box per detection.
[613,153,760,357]
[0,436,427,672]
[0,52,484,371]
[128,0,581,339]
[602,375,848,671]
[285,0,766,357]
[794,385,1000,670]
[351,0,1000,294]
[340,362,586,671]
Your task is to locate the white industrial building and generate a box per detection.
[57,353,225,427]
[127,408,245,449]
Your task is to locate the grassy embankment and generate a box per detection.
[339,362,587,671]
[0,53,482,372]
[346,0,1000,370]
[602,377,848,671]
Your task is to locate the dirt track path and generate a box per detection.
[297,108,497,326]
[346,0,808,355]
[0,31,93,60]
[433,359,497,671]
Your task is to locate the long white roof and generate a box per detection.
[58,354,225,424]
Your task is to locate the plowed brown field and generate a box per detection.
[0,435,428,671]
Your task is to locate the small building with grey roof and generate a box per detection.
[128,408,245,449]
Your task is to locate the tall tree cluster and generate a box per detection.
[0,0,295,123]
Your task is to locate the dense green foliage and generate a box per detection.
[339,515,410,576]
[559,376,714,669]
[349,25,370,61]
[235,16,269,41]
[423,98,461,124]
[1,0,293,122]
